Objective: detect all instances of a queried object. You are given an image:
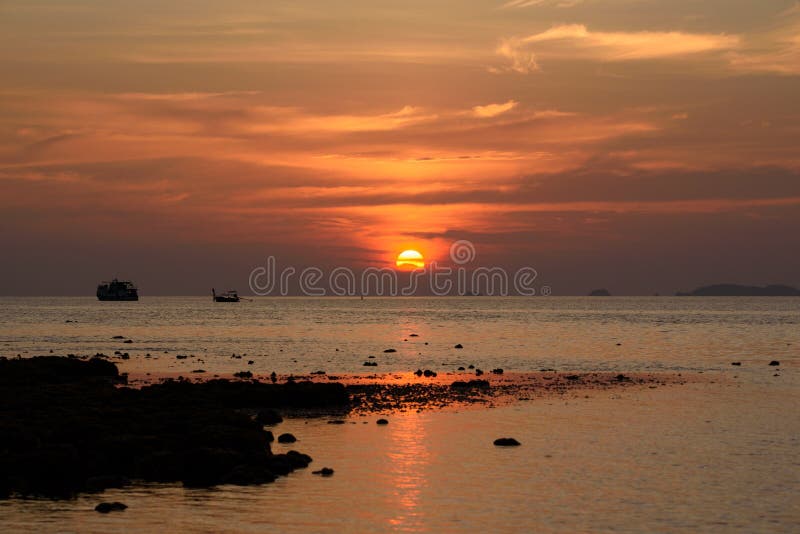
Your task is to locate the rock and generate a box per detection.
[176,354,188,359]
[383,349,397,353]
[112,336,125,339]
[363,361,378,367]
[615,374,631,382]
[423,369,437,377]
[95,502,127,513]
[491,368,504,375]
[769,360,780,366]
[589,289,611,297]
[123,340,133,344]
[731,362,742,366]
[454,344,463,349]
[409,334,419,337]
[328,419,346,425]
[414,369,423,377]
[191,369,206,373]
[234,371,253,379]
[493,438,521,447]
[247,360,254,365]
[376,418,389,425]
[277,433,297,443]
[468,364,475,369]
[457,366,465,370]
[256,409,283,426]
[450,379,490,389]
[475,369,484,376]
[285,450,313,468]
[312,467,334,476]
[0,357,348,497]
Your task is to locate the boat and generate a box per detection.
[212,288,240,302]
[97,279,138,301]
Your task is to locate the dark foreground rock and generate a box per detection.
[493,438,521,446]
[312,467,334,476]
[95,501,128,513]
[0,357,349,498]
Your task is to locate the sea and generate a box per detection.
[0,297,798,532]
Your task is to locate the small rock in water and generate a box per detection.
[615,374,631,382]
[247,360,254,365]
[234,370,253,379]
[475,369,484,376]
[409,333,419,337]
[383,348,397,353]
[423,369,437,377]
[769,360,780,366]
[454,344,463,349]
[123,339,133,344]
[731,362,742,366]
[363,361,378,367]
[191,369,206,373]
[457,366,465,370]
[491,368,504,375]
[328,419,346,425]
[277,433,297,443]
[414,369,423,377]
[176,355,188,360]
[312,467,334,476]
[493,438,521,447]
[95,502,127,513]
[468,364,475,369]
[376,418,389,425]
[112,336,125,339]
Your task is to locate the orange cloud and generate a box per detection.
[498,24,740,71]
[471,100,518,118]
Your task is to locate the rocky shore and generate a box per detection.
[0,356,695,500]
[0,356,347,498]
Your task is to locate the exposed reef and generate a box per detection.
[0,357,348,498]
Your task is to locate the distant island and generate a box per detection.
[588,289,612,296]
[676,284,800,296]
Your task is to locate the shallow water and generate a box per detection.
[1,297,798,376]
[1,380,797,533]
[1,297,798,532]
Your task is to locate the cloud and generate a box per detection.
[498,24,740,71]
[495,39,540,73]
[472,100,518,118]
[502,0,584,8]
[727,16,800,75]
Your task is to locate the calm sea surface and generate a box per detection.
[1,297,798,532]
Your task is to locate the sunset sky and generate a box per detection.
[1,0,799,295]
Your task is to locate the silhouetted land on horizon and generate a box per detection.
[676,284,800,296]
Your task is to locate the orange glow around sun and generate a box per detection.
[396,249,425,270]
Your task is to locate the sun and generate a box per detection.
[396,249,425,270]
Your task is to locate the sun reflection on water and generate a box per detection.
[385,412,430,531]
